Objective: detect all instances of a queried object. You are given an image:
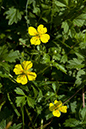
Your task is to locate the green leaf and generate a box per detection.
[54,0,66,7]
[14,87,25,95]
[9,123,22,129]
[0,119,6,129]
[41,54,50,64]
[27,97,36,108]
[31,85,38,98]
[4,7,23,25]
[80,107,86,121]
[70,101,77,113]
[53,62,67,73]
[64,118,81,127]
[60,54,68,63]
[62,21,69,33]
[73,14,86,27]
[67,58,85,69]
[15,96,26,107]
[5,50,20,62]
[75,69,85,85]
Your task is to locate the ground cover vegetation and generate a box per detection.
[0,0,86,128]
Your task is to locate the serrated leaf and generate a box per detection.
[70,101,77,113]
[54,0,66,7]
[53,62,67,73]
[31,85,38,98]
[9,123,22,129]
[80,107,86,121]
[64,118,81,127]
[27,97,36,108]
[0,119,6,129]
[14,87,25,95]
[73,14,86,27]
[62,21,69,33]
[41,54,50,64]
[67,58,85,69]
[4,7,23,25]
[15,96,26,107]
[5,50,20,62]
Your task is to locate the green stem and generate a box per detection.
[53,40,72,49]
[21,104,24,129]
[37,66,49,75]
[41,119,43,129]
[7,93,21,118]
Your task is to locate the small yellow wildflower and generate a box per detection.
[13,61,37,85]
[49,100,67,117]
[28,24,50,45]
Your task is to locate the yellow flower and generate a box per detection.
[13,61,37,85]
[28,24,50,45]
[49,100,67,117]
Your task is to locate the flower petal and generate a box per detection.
[13,64,23,75]
[16,75,28,85]
[53,110,61,117]
[59,106,67,113]
[40,34,50,43]
[27,72,37,81]
[54,100,62,108]
[49,103,55,111]
[22,61,33,71]
[28,27,38,36]
[37,24,47,34]
[30,37,41,45]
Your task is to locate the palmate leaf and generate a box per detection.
[4,50,20,63]
[4,7,23,25]
[67,58,85,69]
[15,96,26,107]
[64,118,81,127]
[73,14,86,27]
[9,123,22,129]
[27,97,36,108]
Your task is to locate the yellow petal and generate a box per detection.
[22,61,33,71]
[54,100,62,108]
[54,100,58,104]
[59,106,67,113]
[37,24,47,34]
[13,64,23,75]
[28,27,38,36]
[49,103,55,111]
[27,72,37,81]
[53,110,61,117]
[16,75,28,85]
[40,34,50,43]
[30,37,41,45]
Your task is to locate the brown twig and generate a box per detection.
[82,87,85,108]
[63,87,82,104]
[37,118,53,129]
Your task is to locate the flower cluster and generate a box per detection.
[49,100,67,117]
[28,24,50,45]
[13,61,37,85]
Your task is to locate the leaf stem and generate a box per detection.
[7,93,21,117]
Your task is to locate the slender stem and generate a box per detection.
[63,87,82,104]
[37,66,49,75]
[37,118,53,129]
[7,93,21,117]
[40,119,43,129]
[53,40,72,49]
[82,87,85,108]
[21,104,24,129]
